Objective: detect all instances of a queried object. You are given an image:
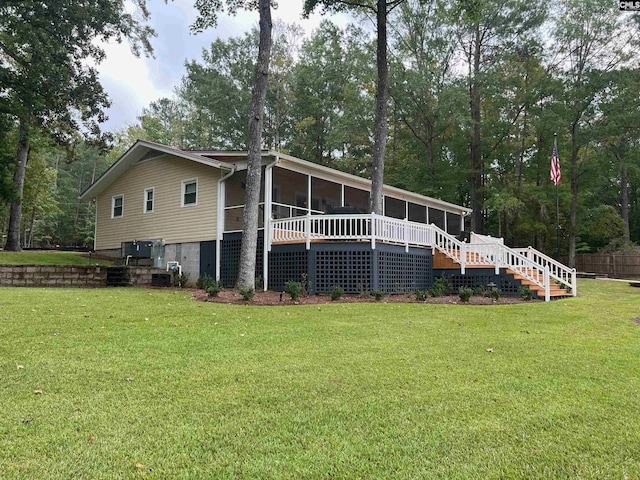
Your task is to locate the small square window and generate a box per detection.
[112,195,123,218]
[182,179,197,207]
[144,188,154,213]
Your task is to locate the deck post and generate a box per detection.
[544,266,550,302]
[571,268,577,296]
[404,218,409,252]
[370,213,376,250]
[305,213,311,250]
[460,243,466,275]
[494,243,500,274]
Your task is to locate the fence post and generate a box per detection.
[370,212,376,250]
[305,213,311,250]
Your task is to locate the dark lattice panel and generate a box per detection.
[269,248,308,291]
[378,250,432,294]
[433,269,522,296]
[221,233,263,288]
[314,250,372,294]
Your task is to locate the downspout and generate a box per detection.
[216,165,236,282]
[263,155,280,291]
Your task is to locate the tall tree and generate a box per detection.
[183,0,273,289]
[453,0,547,234]
[304,0,406,214]
[550,0,639,265]
[0,0,154,250]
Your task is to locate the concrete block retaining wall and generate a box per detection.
[0,265,167,288]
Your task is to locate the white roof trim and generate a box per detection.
[78,140,233,201]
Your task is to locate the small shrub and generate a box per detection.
[519,286,533,301]
[284,280,305,301]
[206,280,223,297]
[301,273,311,295]
[196,274,216,290]
[359,284,370,298]
[254,276,263,290]
[489,287,501,301]
[372,289,385,301]
[238,286,254,301]
[430,276,451,297]
[459,286,473,303]
[473,285,485,296]
[330,285,344,301]
[175,272,190,288]
[415,289,428,301]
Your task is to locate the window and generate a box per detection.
[112,195,123,218]
[182,179,197,207]
[144,188,154,213]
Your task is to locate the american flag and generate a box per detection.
[550,138,561,186]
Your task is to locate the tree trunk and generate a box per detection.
[369,0,388,215]
[621,164,630,242]
[5,118,30,251]
[236,0,272,289]
[569,122,579,267]
[469,24,484,234]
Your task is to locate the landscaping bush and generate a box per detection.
[489,287,501,301]
[284,280,305,301]
[206,280,223,297]
[519,286,533,301]
[415,289,428,301]
[459,286,473,303]
[330,285,344,301]
[196,274,216,290]
[174,272,190,288]
[429,276,451,297]
[238,286,254,301]
[372,289,386,301]
[473,285,486,296]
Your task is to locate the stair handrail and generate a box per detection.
[511,246,577,296]
[430,225,551,299]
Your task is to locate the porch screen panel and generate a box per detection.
[344,186,370,213]
[408,202,427,223]
[311,177,341,213]
[224,206,264,231]
[429,207,445,230]
[225,168,265,206]
[384,196,406,219]
[272,167,308,217]
[446,212,461,235]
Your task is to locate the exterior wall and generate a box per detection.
[95,155,220,250]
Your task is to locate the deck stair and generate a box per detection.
[269,213,576,301]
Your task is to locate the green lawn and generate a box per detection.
[1,279,639,479]
[0,250,115,266]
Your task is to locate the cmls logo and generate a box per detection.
[620,1,640,10]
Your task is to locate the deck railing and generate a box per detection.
[269,214,576,300]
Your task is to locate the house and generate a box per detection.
[79,140,576,300]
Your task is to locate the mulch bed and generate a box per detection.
[190,288,537,306]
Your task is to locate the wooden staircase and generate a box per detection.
[433,250,571,299]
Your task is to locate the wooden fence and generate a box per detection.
[561,254,640,279]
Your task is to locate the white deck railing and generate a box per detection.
[269,213,575,301]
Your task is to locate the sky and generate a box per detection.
[97,0,353,133]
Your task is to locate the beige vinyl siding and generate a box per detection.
[95,155,220,250]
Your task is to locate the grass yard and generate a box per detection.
[0,250,114,266]
[1,279,639,479]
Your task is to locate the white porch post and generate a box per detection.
[216,166,236,282]
[370,212,376,249]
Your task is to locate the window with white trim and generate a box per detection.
[182,179,197,207]
[112,195,123,218]
[144,187,154,213]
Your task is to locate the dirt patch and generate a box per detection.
[190,288,537,306]
[632,317,640,326]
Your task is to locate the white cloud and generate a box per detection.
[97,0,354,132]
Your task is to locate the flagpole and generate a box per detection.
[554,133,560,259]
